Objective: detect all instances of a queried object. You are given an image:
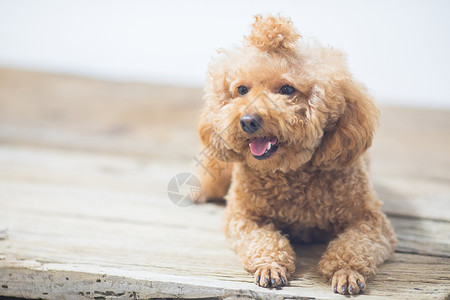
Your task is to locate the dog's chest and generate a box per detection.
[275,185,335,229]
[251,172,338,229]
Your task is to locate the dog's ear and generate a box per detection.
[197,108,242,163]
[312,80,379,169]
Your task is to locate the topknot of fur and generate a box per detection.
[246,14,301,52]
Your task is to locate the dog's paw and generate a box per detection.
[254,263,287,288]
[331,269,366,295]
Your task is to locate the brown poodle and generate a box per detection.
[196,15,397,295]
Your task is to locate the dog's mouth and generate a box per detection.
[249,136,279,160]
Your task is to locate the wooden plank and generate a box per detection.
[0,144,448,259]
[0,68,449,221]
[0,68,449,299]
[0,68,203,159]
[0,146,449,299]
[390,217,450,258]
[371,106,450,221]
[373,176,450,222]
[1,206,449,300]
[1,252,449,300]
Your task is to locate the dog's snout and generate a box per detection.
[240,114,262,134]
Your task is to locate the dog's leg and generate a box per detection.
[318,211,397,295]
[224,208,296,288]
[196,156,232,203]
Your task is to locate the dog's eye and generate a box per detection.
[237,85,249,96]
[279,85,296,95]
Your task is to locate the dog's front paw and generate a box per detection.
[331,269,366,295]
[254,263,287,288]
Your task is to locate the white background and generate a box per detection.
[0,0,449,109]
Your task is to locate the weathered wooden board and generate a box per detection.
[370,106,450,222]
[0,144,448,258]
[1,253,449,300]
[1,69,449,221]
[0,68,202,160]
[0,197,449,300]
[0,145,449,299]
[392,217,450,258]
[0,68,449,299]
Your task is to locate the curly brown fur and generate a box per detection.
[197,14,397,294]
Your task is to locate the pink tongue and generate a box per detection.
[250,137,278,156]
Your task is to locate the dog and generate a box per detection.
[196,14,396,295]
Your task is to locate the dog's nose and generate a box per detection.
[240,114,262,134]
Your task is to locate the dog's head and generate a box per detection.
[198,15,379,172]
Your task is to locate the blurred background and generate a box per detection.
[0,0,449,109]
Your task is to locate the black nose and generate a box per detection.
[240,114,262,134]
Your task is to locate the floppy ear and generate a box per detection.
[197,108,242,162]
[312,80,379,170]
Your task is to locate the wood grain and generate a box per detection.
[0,68,449,299]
